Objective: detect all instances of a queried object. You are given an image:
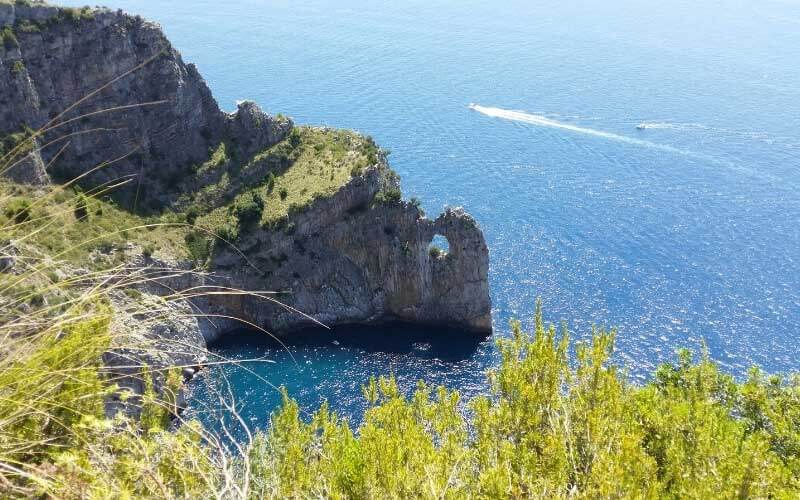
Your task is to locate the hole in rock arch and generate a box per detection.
[428,234,450,258]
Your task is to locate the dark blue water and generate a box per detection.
[65,0,800,427]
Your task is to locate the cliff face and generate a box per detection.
[1,2,491,355]
[0,3,290,207]
[208,166,492,339]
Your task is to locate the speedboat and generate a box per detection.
[636,123,648,130]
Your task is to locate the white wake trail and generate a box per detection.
[469,104,713,161]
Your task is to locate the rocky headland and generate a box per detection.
[0,1,490,415]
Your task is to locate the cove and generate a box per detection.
[184,325,489,437]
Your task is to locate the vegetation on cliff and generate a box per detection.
[0,124,385,270]
[0,180,191,267]
[2,291,800,497]
[2,154,799,498]
[189,127,383,242]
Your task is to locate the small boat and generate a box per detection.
[636,123,648,130]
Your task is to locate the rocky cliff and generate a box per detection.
[0,2,290,207]
[0,1,492,404]
[207,165,491,339]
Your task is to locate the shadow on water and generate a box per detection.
[186,323,491,442]
[210,322,488,362]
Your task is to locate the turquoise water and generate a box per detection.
[65,0,800,427]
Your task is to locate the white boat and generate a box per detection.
[636,123,648,130]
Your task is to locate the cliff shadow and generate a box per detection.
[209,323,489,362]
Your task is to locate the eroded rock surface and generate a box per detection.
[0,3,290,206]
[210,166,492,339]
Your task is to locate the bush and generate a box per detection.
[61,7,95,23]
[279,187,288,200]
[266,172,276,193]
[184,230,211,263]
[1,27,19,51]
[213,223,238,243]
[185,206,200,225]
[15,19,41,34]
[10,60,25,75]
[373,187,401,205]
[0,128,34,158]
[409,196,424,216]
[74,193,90,221]
[247,304,800,498]
[233,191,265,226]
[428,246,442,258]
[3,197,32,223]
[288,128,301,148]
[142,244,154,259]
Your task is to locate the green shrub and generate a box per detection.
[279,187,288,200]
[1,26,19,51]
[428,246,442,258]
[27,292,44,307]
[10,60,25,75]
[15,19,41,33]
[266,172,276,193]
[184,230,211,263]
[3,197,32,223]
[185,206,200,225]
[409,197,424,216]
[288,128,301,148]
[248,305,800,497]
[94,240,114,253]
[61,6,95,23]
[0,128,34,158]
[233,191,264,226]
[213,223,238,243]
[373,187,401,205]
[74,193,90,221]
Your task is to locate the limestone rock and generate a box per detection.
[1,140,50,185]
[104,289,209,419]
[229,100,294,159]
[1,4,290,207]
[209,165,492,338]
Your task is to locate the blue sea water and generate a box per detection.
[64,0,800,428]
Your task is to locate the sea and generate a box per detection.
[62,0,800,431]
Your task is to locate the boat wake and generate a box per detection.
[634,121,790,148]
[468,104,702,159]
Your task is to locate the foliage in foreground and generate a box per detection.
[251,306,800,498]
[4,299,800,498]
